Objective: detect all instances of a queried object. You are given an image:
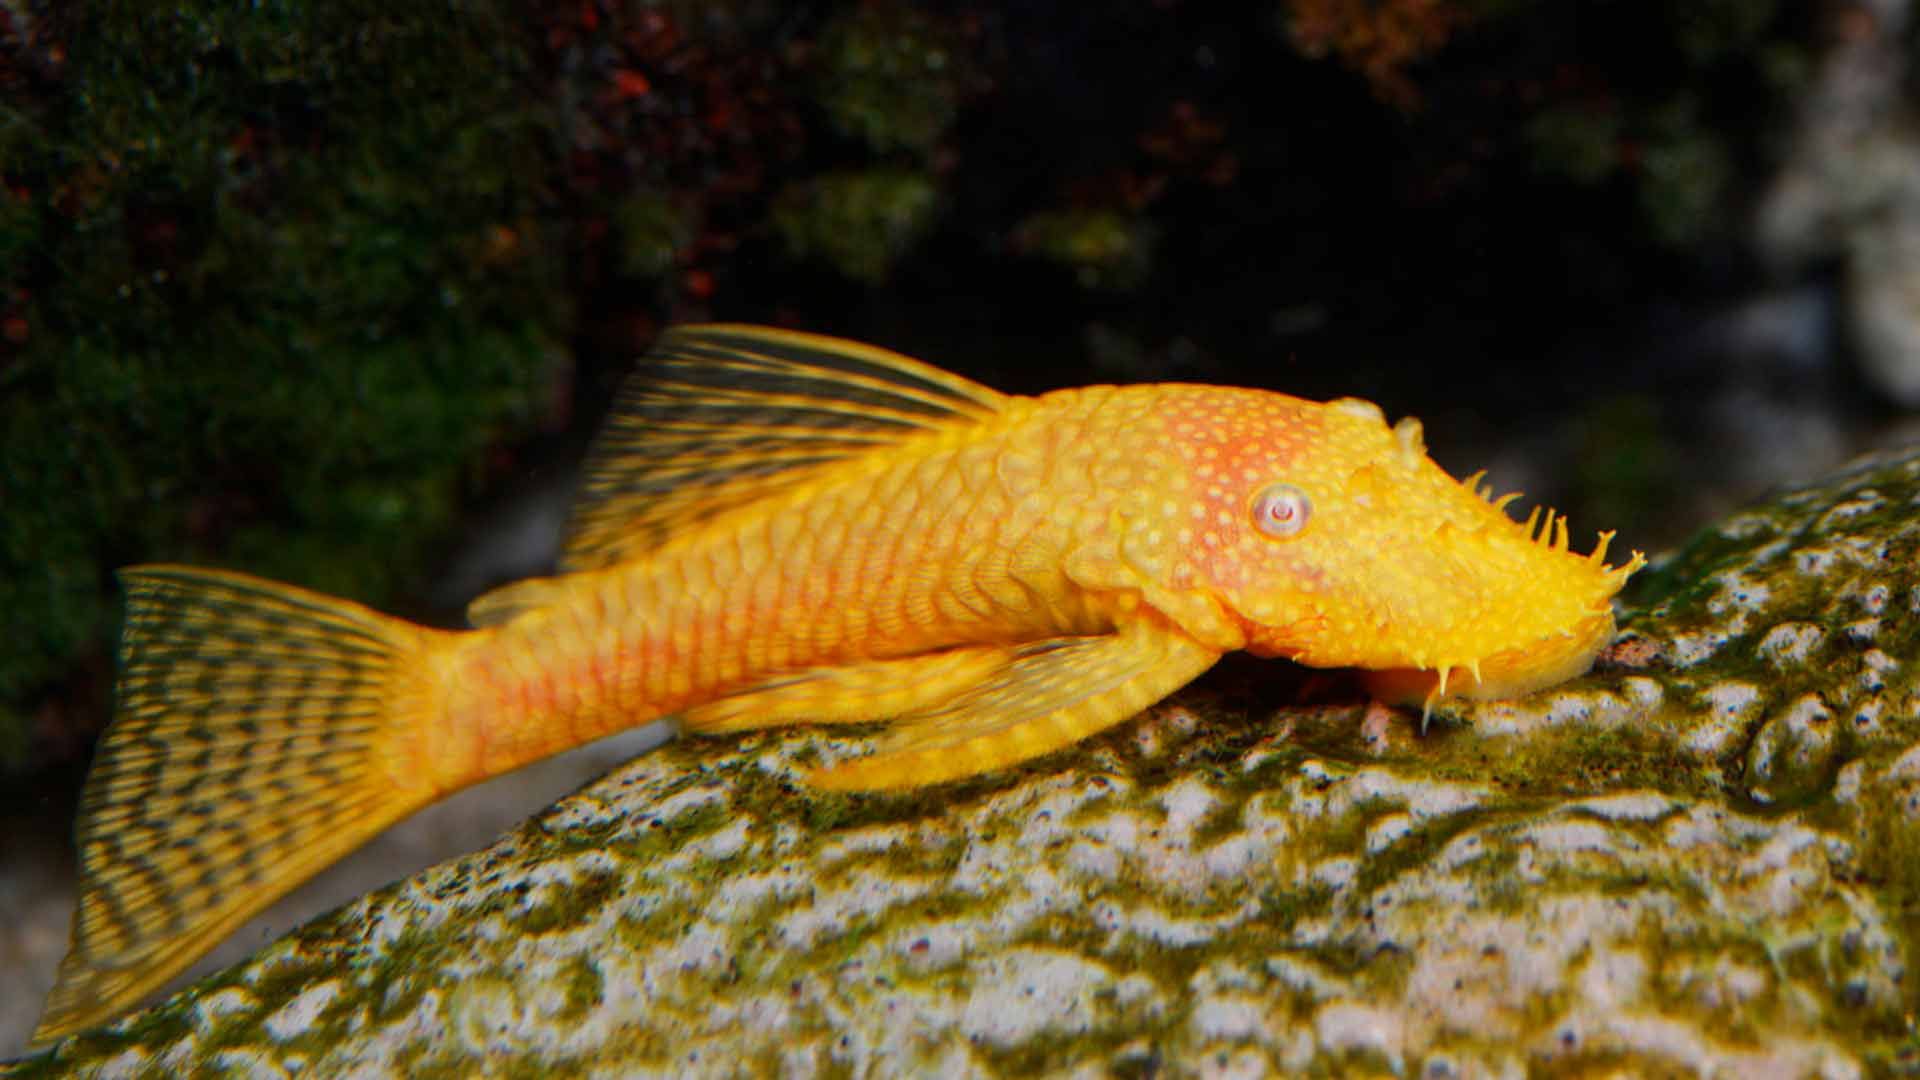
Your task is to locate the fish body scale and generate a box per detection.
[435,389,1163,783]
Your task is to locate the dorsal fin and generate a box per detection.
[562,324,1008,571]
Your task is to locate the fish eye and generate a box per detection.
[1250,483,1311,539]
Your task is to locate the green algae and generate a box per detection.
[1495,722,1710,800]
[612,192,695,280]
[773,170,941,284]
[511,871,624,937]
[1012,208,1156,292]
[0,0,563,762]
[812,5,970,156]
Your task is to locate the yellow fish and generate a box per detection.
[33,325,1642,1043]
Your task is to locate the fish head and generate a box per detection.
[1161,387,1643,705]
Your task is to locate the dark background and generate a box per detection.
[1,0,1915,1050]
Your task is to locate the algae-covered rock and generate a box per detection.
[25,448,1920,1076]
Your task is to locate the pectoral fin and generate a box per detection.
[465,576,569,627]
[807,619,1220,791]
[679,645,1015,733]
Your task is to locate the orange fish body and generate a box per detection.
[33,326,1642,1044]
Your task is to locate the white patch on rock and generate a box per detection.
[957,948,1115,1046]
[1524,820,1635,857]
[1067,836,1122,880]
[1190,994,1270,1042]
[682,818,752,863]
[1757,622,1826,668]
[1882,739,1920,782]
[1161,776,1221,840]
[1707,572,1770,616]
[892,919,976,972]
[1092,896,1260,948]
[1683,682,1763,759]
[95,1047,153,1080]
[1311,856,1358,893]
[1668,629,1734,668]
[1364,812,1414,856]
[1573,947,1647,1010]
[203,1048,295,1080]
[775,869,937,952]
[1621,677,1665,710]
[192,987,261,1034]
[1313,1000,1403,1061]
[1570,792,1678,821]
[263,980,340,1042]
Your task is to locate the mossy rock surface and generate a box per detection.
[22,448,1920,1076]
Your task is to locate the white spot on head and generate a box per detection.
[1330,398,1385,424]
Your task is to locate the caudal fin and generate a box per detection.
[32,565,452,1046]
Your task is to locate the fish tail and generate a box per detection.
[33,564,455,1046]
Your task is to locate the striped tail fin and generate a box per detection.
[31,565,455,1046]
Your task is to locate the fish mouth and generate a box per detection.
[1352,468,1644,713]
[1359,605,1620,709]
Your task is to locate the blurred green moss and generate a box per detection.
[1013,209,1156,292]
[1525,93,1737,250]
[1571,394,1678,551]
[614,193,694,280]
[774,170,940,283]
[0,2,566,764]
[813,5,968,156]
[1638,98,1734,249]
[1526,104,1623,186]
[1664,0,1780,65]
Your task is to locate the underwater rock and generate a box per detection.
[1757,0,1920,408]
[25,446,1920,1075]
